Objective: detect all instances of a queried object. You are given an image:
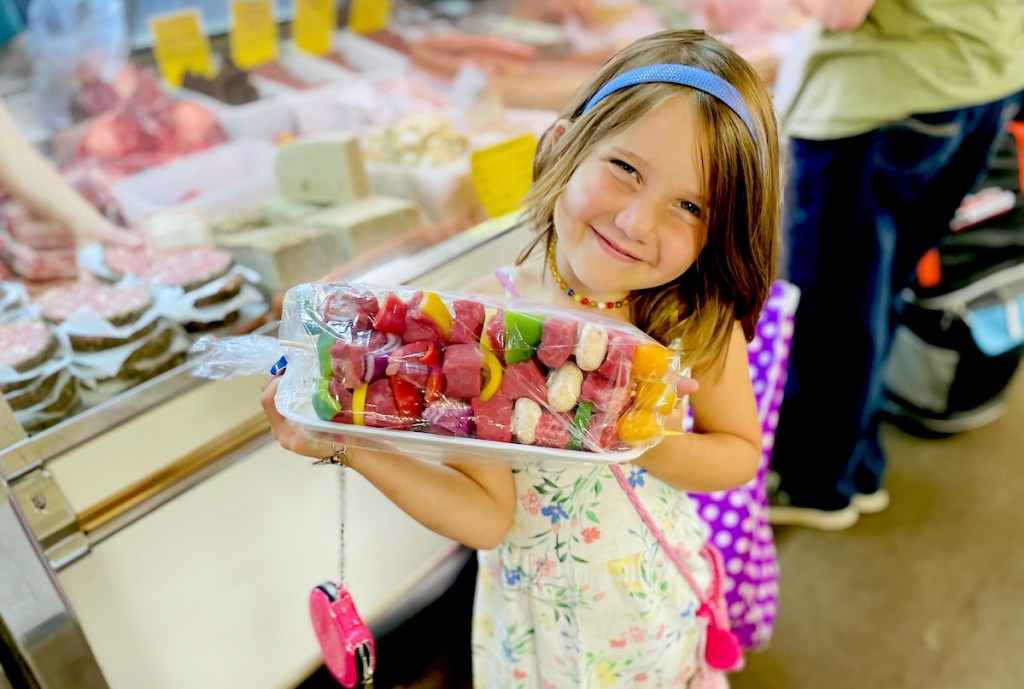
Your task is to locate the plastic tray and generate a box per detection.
[278,397,644,466]
[111,140,277,226]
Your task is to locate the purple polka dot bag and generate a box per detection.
[689,280,799,649]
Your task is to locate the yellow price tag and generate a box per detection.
[230,0,278,69]
[470,134,538,219]
[348,0,391,35]
[293,0,335,55]
[150,9,213,88]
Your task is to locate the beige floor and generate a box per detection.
[733,366,1024,689]
[305,367,1024,689]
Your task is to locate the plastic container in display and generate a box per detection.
[271,282,686,466]
[289,30,410,79]
[173,85,291,141]
[111,140,277,226]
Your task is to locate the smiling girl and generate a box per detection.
[263,29,781,687]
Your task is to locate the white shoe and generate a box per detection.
[767,502,860,531]
[852,489,890,514]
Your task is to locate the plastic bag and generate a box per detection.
[27,0,129,128]
[195,282,686,465]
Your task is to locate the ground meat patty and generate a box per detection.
[105,246,234,293]
[38,284,153,327]
[0,320,57,374]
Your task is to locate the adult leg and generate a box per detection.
[771,133,888,514]
[848,92,1024,496]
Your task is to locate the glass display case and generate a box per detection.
[0,213,531,689]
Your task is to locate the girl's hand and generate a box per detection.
[261,374,344,460]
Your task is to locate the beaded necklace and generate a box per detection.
[546,235,633,310]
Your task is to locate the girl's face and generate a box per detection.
[553,95,707,296]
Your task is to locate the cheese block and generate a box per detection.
[261,195,323,225]
[216,225,340,294]
[300,196,425,259]
[274,136,371,205]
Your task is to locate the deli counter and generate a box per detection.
[0,215,531,689]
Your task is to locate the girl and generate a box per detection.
[262,29,780,688]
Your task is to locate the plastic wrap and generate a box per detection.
[266,282,686,465]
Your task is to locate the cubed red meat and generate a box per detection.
[537,317,577,369]
[485,308,506,363]
[499,359,547,404]
[442,344,484,399]
[471,394,513,443]
[535,412,571,449]
[365,379,411,429]
[587,411,621,451]
[387,342,432,387]
[330,330,386,389]
[580,371,629,412]
[450,299,485,344]
[327,380,355,424]
[321,285,380,330]
[404,311,446,347]
[599,329,638,381]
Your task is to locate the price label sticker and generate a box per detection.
[348,0,391,35]
[470,134,538,219]
[230,0,278,69]
[150,9,213,87]
[293,0,335,55]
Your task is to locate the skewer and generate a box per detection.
[278,339,314,350]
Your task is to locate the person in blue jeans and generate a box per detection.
[768,0,1024,529]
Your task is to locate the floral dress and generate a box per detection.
[473,463,714,688]
[472,269,715,688]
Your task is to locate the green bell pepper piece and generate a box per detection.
[317,331,338,379]
[504,311,545,364]
[312,378,342,421]
[567,402,593,451]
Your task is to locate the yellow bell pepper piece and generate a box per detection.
[616,409,664,445]
[479,349,504,401]
[351,383,368,426]
[480,307,497,353]
[420,291,452,339]
[633,381,677,416]
[632,343,675,381]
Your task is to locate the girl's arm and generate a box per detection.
[262,376,516,550]
[634,323,762,493]
[261,273,516,550]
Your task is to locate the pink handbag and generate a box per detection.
[309,457,376,687]
[310,582,376,687]
[610,465,744,674]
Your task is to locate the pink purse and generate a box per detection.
[609,465,744,673]
[309,457,376,687]
[309,582,375,687]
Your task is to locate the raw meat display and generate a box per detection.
[53,64,227,218]
[277,283,684,460]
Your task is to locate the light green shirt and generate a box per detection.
[786,0,1024,140]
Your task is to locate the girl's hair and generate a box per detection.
[520,30,780,372]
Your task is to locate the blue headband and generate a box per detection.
[580,64,757,140]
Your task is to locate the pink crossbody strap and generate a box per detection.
[609,464,724,623]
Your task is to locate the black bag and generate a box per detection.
[882,130,1024,437]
